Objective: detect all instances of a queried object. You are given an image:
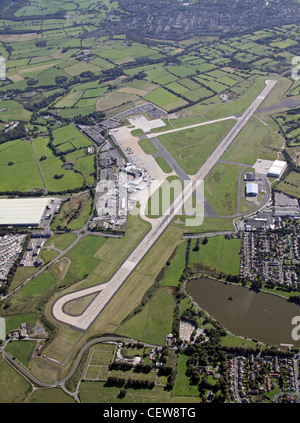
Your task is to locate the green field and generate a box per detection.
[62,236,106,285]
[0,356,31,403]
[274,171,300,199]
[116,287,175,345]
[172,353,199,397]
[205,163,243,216]
[5,341,36,368]
[158,120,235,175]
[189,235,241,275]
[80,382,171,403]
[221,117,282,165]
[162,242,187,287]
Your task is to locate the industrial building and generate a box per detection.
[267,160,287,179]
[245,183,258,197]
[244,172,256,181]
[0,198,53,226]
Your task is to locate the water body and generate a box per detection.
[186,278,300,347]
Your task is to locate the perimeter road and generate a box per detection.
[51,78,278,332]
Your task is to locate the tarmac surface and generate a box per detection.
[51,78,278,332]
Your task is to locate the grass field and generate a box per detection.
[61,236,106,286]
[221,117,282,165]
[138,139,157,155]
[274,171,300,199]
[172,215,235,233]
[172,353,199,397]
[116,287,175,345]
[162,241,187,287]
[189,235,241,275]
[44,233,77,251]
[5,341,36,368]
[204,163,243,216]
[158,119,235,175]
[0,140,43,192]
[2,271,58,316]
[79,382,171,403]
[26,388,75,403]
[0,356,31,403]
[155,156,173,173]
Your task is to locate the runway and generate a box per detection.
[51,78,278,332]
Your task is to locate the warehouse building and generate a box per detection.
[245,183,258,197]
[244,172,256,181]
[0,198,53,227]
[267,160,287,179]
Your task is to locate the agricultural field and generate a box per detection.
[1,1,300,405]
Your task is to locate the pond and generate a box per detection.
[186,277,300,347]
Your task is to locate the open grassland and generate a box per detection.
[274,171,300,199]
[162,241,187,287]
[0,357,31,403]
[78,213,151,288]
[172,215,235,234]
[57,213,151,289]
[189,235,241,275]
[116,287,175,345]
[204,163,243,216]
[158,119,235,175]
[221,117,282,165]
[172,353,199,397]
[138,138,158,155]
[1,271,58,316]
[0,140,43,192]
[61,236,106,286]
[26,388,75,403]
[44,233,77,251]
[5,341,36,368]
[80,382,171,403]
[8,268,39,293]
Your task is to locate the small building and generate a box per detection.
[246,183,258,197]
[244,172,256,181]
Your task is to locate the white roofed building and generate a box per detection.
[246,183,258,197]
[267,160,287,178]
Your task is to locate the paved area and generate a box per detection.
[51,79,278,332]
[147,115,237,139]
[128,115,166,132]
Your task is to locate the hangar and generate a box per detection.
[267,160,287,178]
[245,182,258,197]
[0,198,53,226]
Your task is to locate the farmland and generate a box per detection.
[1,0,300,406]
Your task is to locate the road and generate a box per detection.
[0,336,163,402]
[51,78,278,332]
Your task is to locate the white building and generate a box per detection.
[246,183,258,197]
[267,160,287,178]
